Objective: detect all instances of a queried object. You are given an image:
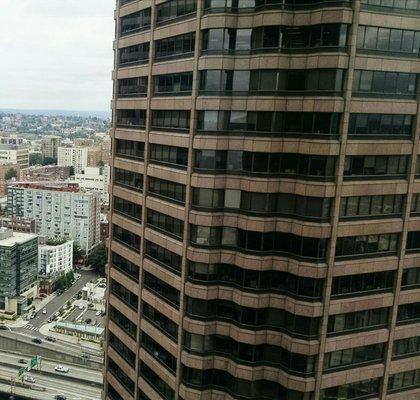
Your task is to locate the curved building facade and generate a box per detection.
[105,1,420,399]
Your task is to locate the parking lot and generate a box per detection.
[64,300,104,329]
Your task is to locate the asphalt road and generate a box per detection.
[0,352,102,400]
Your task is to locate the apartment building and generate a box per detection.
[73,165,110,204]
[38,238,73,277]
[6,182,100,254]
[105,1,420,400]
[57,146,88,174]
[41,135,61,160]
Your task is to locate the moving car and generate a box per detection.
[54,396,67,400]
[0,325,8,330]
[78,304,84,310]
[24,375,35,383]
[45,335,56,342]
[32,338,42,344]
[55,365,69,373]
[18,359,26,364]
[95,310,101,316]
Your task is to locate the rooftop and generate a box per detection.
[8,181,80,192]
[0,228,37,247]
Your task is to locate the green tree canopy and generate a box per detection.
[5,167,18,180]
[87,243,108,275]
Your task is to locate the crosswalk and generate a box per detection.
[23,324,38,331]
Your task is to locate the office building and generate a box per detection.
[0,228,38,315]
[6,182,100,254]
[105,1,420,400]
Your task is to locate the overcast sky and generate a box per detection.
[0,0,115,112]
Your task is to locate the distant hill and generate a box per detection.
[0,109,111,119]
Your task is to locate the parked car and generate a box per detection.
[24,375,35,383]
[42,308,47,314]
[78,304,84,310]
[0,325,8,330]
[81,353,90,359]
[32,338,42,344]
[84,318,92,324]
[45,335,56,342]
[54,396,67,400]
[55,365,69,373]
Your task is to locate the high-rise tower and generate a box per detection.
[105,1,420,399]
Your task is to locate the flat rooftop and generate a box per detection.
[0,229,37,247]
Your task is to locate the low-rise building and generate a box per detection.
[19,165,71,182]
[0,228,38,315]
[38,238,73,277]
[0,217,36,233]
[0,145,29,169]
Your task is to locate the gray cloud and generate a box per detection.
[0,0,115,111]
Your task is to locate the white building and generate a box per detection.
[0,145,29,169]
[57,147,88,174]
[39,239,73,277]
[73,166,110,204]
[6,182,100,253]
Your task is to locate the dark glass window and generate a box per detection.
[156,0,197,25]
[411,193,420,213]
[406,231,420,251]
[141,331,177,372]
[320,378,381,400]
[182,366,314,400]
[397,302,420,324]
[147,209,184,239]
[335,233,399,257]
[353,69,417,97]
[340,194,404,218]
[344,155,409,178]
[110,279,138,310]
[117,77,148,97]
[361,0,420,10]
[116,109,146,128]
[120,8,151,36]
[348,113,413,137]
[115,139,144,160]
[393,335,420,357]
[324,343,385,371]
[402,267,420,289]
[118,43,150,66]
[199,69,345,95]
[111,252,139,282]
[388,368,420,392]
[108,358,135,395]
[190,225,328,260]
[142,302,178,340]
[112,224,141,251]
[197,110,341,137]
[149,144,188,168]
[154,72,193,95]
[194,150,335,179]
[139,362,175,400]
[144,271,180,307]
[188,261,324,300]
[109,305,137,339]
[192,188,331,220]
[114,168,143,192]
[151,110,190,131]
[113,196,141,222]
[358,25,420,55]
[145,240,182,275]
[109,332,136,367]
[331,271,395,297]
[184,331,316,375]
[155,32,195,60]
[148,177,186,203]
[186,297,320,339]
[327,307,389,335]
